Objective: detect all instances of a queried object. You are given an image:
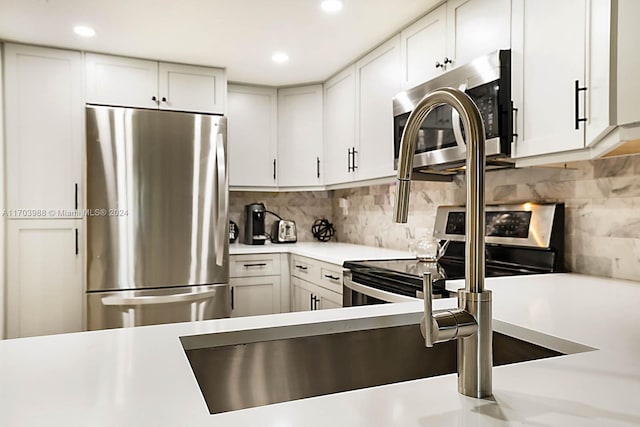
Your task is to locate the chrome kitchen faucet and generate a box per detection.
[393,87,492,398]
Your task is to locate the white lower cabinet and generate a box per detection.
[230,276,281,318]
[229,253,283,317]
[290,255,343,312]
[6,220,83,338]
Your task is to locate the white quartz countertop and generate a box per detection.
[2,273,640,426]
[230,241,415,265]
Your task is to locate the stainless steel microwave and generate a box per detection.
[393,50,513,179]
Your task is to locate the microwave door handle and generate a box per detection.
[451,108,466,149]
[451,82,468,149]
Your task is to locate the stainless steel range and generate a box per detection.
[343,203,564,306]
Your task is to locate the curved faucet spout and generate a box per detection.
[393,87,486,293]
[392,87,492,399]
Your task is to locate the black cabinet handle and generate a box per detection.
[512,105,518,140]
[243,263,267,268]
[295,264,308,271]
[313,296,319,311]
[74,183,78,210]
[435,61,444,69]
[231,287,235,310]
[347,148,352,172]
[152,96,157,102]
[161,97,167,102]
[75,228,79,255]
[351,147,358,171]
[309,294,314,311]
[443,57,453,65]
[316,157,320,178]
[324,274,340,281]
[574,80,588,130]
[273,158,277,180]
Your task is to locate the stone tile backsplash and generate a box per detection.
[229,190,333,243]
[230,154,640,282]
[331,154,640,282]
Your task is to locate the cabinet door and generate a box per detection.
[617,0,640,126]
[277,85,323,187]
[230,276,281,317]
[356,35,401,181]
[6,220,83,338]
[158,62,226,114]
[85,53,158,109]
[227,85,278,188]
[400,4,447,89]
[512,0,586,158]
[4,44,83,216]
[323,66,357,185]
[291,277,314,312]
[318,292,342,310]
[446,0,511,69]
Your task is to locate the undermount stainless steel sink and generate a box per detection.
[180,314,590,414]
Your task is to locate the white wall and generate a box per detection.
[0,46,5,339]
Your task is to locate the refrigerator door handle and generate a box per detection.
[101,289,218,306]
[215,120,228,267]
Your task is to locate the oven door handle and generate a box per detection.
[343,276,418,304]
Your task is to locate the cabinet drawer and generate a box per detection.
[290,255,319,280]
[319,266,343,294]
[230,254,280,278]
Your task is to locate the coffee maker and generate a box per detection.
[243,203,268,245]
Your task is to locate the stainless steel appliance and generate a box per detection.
[344,203,564,305]
[271,220,297,243]
[85,105,230,330]
[243,203,268,245]
[392,50,513,179]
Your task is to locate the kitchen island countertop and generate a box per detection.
[1,273,640,426]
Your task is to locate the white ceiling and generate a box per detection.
[0,0,441,86]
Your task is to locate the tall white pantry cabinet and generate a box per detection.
[3,44,84,338]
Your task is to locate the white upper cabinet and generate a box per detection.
[512,0,613,161]
[356,35,401,181]
[446,0,511,69]
[227,85,278,188]
[85,53,226,114]
[277,85,324,188]
[323,65,357,185]
[617,0,640,126]
[399,0,510,90]
[400,4,447,89]
[158,62,225,113]
[4,44,83,216]
[85,54,158,109]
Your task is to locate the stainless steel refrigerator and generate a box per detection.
[85,105,230,330]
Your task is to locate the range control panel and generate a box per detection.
[445,211,532,238]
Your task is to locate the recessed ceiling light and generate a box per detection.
[321,0,343,14]
[73,25,96,38]
[272,52,289,64]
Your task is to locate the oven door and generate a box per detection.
[343,276,418,307]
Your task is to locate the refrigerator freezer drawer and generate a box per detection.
[87,284,230,331]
